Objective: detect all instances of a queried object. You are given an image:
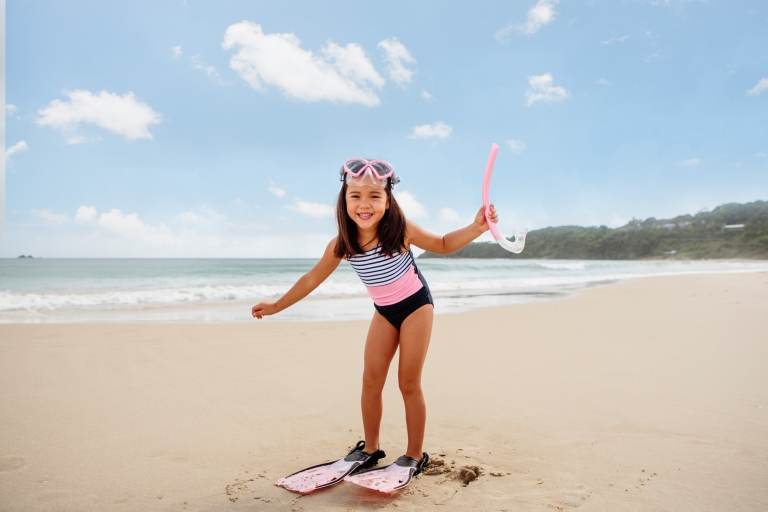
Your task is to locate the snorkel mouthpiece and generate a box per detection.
[482,143,527,254]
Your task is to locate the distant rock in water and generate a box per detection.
[17,255,34,259]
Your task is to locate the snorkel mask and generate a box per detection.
[340,158,400,189]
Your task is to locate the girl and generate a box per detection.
[254,158,498,493]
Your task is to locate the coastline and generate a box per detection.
[4,259,768,324]
[1,272,767,511]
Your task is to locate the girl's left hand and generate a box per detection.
[474,204,498,233]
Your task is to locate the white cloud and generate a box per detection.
[35,209,69,225]
[505,139,526,153]
[757,152,767,158]
[495,0,559,41]
[97,209,177,243]
[172,46,182,57]
[438,207,460,222]
[75,205,97,222]
[600,34,630,45]
[6,140,28,159]
[409,122,452,139]
[421,90,434,101]
[18,203,347,258]
[268,185,286,198]
[172,206,224,224]
[191,55,226,84]
[6,104,18,115]
[222,21,384,106]
[17,204,361,257]
[394,191,427,219]
[200,205,226,221]
[36,90,161,142]
[523,0,559,34]
[746,78,768,97]
[679,158,700,167]
[378,37,416,87]
[287,201,335,217]
[324,41,385,89]
[175,212,199,222]
[596,78,611,85]
[525,73,570,106]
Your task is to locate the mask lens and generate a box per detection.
[370,162,393,177]
[345,159,368,175]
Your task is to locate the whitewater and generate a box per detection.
[2,258,767,323]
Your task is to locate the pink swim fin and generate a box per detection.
[275,441,385,494]
[344,453,428,493]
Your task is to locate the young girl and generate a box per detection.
[253,158,498,494]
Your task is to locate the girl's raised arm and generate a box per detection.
[252,238,342,319]
[406,205,498,255]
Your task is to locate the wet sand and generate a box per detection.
[1,272,767,511]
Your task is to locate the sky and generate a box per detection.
[3,0,768,258]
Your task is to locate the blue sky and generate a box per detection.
[4,0,768,257]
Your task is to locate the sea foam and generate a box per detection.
[2,258,768,322]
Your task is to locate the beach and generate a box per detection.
[1,271,767,511]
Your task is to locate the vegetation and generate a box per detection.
[421,201,768,260]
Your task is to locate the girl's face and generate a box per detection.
[346,184,389,231]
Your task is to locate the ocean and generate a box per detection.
[2,258,767,323]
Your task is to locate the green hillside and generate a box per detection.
[421,201,768,260]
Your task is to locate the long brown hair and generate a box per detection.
[333,179,407,258]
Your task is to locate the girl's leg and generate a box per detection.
[361,311,399,453]
[397,304,434,460]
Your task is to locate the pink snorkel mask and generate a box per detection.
[339,158,400,189]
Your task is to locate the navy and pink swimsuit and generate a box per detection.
[348,246,433,330]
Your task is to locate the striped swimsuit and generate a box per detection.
[348,246,433,329]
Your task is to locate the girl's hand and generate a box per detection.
[474,204,498,233]
[252,301,278,320]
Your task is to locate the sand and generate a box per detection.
[1,272,767,511]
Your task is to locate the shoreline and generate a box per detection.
[3,264,768,325]
[1,272,767,511]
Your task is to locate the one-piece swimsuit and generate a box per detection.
[347,246,433,330]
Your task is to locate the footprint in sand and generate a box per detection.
[545,484,594,510]
[0,457,25,472]
[225,478,255,498]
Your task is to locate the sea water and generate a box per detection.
[1,258,767,323]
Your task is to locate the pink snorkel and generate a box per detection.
[482,143,527,253]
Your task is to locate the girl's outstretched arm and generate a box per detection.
[406,205,498,255]
[252,238,342,319]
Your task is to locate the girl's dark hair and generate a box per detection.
[334,179,407,258]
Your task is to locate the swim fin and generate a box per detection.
[275,441,386,494]
[344,453,428,493]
